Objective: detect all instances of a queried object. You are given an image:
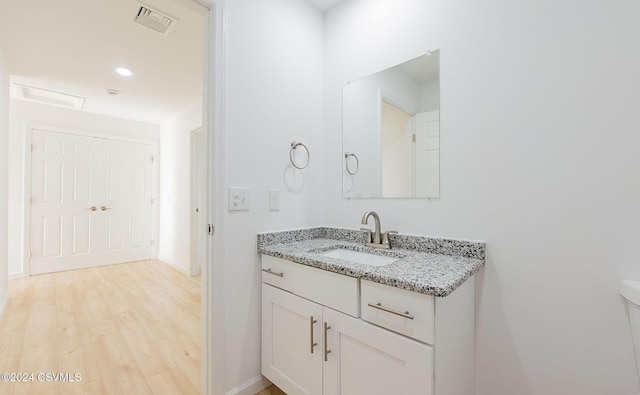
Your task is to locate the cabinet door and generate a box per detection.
[262,284,323,395]
[323,308,433,395]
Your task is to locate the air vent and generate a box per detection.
[12,83,85,110]
[133,4,178,36]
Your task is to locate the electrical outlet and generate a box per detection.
[269,189,280,211]
[228,187,250,211]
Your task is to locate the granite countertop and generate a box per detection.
[257,227,486,297]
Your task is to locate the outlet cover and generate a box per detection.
[228,187,250,211]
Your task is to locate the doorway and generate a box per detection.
[0,0,219,392]
[381,100,414,197]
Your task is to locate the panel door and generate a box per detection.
[98,138,153,265]
[323,308,434,395]
[30,129,102,274]
[30,129,154,274]
[262,284,323,395]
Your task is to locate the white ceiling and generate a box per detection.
[398,50,439,85]
[0,0,205,125]
[307,0,344,12]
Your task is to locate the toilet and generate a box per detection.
[621,280,640,390]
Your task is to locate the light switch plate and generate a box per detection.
[228,187,250,211]
[269,189,280,211]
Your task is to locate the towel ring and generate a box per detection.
[344,152,359,175]
[290,141,310,169]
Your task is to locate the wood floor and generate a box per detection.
[0,260,201,395]
[256,385,286,395]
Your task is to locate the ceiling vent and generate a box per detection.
[12,83,85,110]
[133,4,178,36]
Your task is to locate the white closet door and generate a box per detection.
[30,130,101,274]
[98,139,153,265]
[30,129,153,275]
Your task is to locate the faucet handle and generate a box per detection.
[381,230,398,247]
[360,228,373,243]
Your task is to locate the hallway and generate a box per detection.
[0,260,201,395]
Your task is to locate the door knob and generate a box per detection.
[88,206,97,211]
[100,206,112,211]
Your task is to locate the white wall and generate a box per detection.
[222,0,324,392]
[323,0,640,394]
[158,101,201,275]
[8,99,160,277]
[0,45,9,316]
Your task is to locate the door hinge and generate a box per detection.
[208,224,214,236]
[151,156,155,163]
[28,250,32,258]
[412,134,416,142]
[150,198,154,205]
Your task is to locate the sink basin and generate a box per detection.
[321,249,399,267]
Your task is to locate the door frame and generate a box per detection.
[199,1,226,395]
[22,123,160,277]
[190,128,206,276]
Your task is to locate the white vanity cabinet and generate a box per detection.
[322,307,433,395]
[262,283,323,395]
[261,254,475,395]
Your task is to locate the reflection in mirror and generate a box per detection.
[342,50,440,199]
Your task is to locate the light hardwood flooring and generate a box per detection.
[256,385,286,395]
[0,260,201,395]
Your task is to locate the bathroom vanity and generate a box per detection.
[258,228,485,395]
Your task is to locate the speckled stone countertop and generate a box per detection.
[257,227,485,297]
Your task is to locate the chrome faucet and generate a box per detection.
[360,211,397,249]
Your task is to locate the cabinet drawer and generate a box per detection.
[261,255,294,292]
[360,280,434,345]
[294,264,359,317]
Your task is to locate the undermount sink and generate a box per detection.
[321,248,399,267]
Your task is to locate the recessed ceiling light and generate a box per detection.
[116,67,133,77]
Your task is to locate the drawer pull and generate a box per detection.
[324,322,331,361]
[262,268,284,278]
[310,316,318,353]
[367,302,415,320]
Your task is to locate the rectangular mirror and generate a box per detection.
[342,50,440,199]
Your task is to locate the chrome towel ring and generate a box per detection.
[290,141,310,169]
[344,152,359,175]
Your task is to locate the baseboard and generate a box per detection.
[225,375,272,395]
[156,258,190,276]
[0,291,7,320]
[8,272,24,280]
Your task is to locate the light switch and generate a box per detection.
[269,189,280,211]
[228,187,250,211]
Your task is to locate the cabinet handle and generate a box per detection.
[367,302,415,320]
[310,316,318,353]
[323,322,331,361]
[100,206,112,211]
[87,206,97,211]
[262,268,284,278]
